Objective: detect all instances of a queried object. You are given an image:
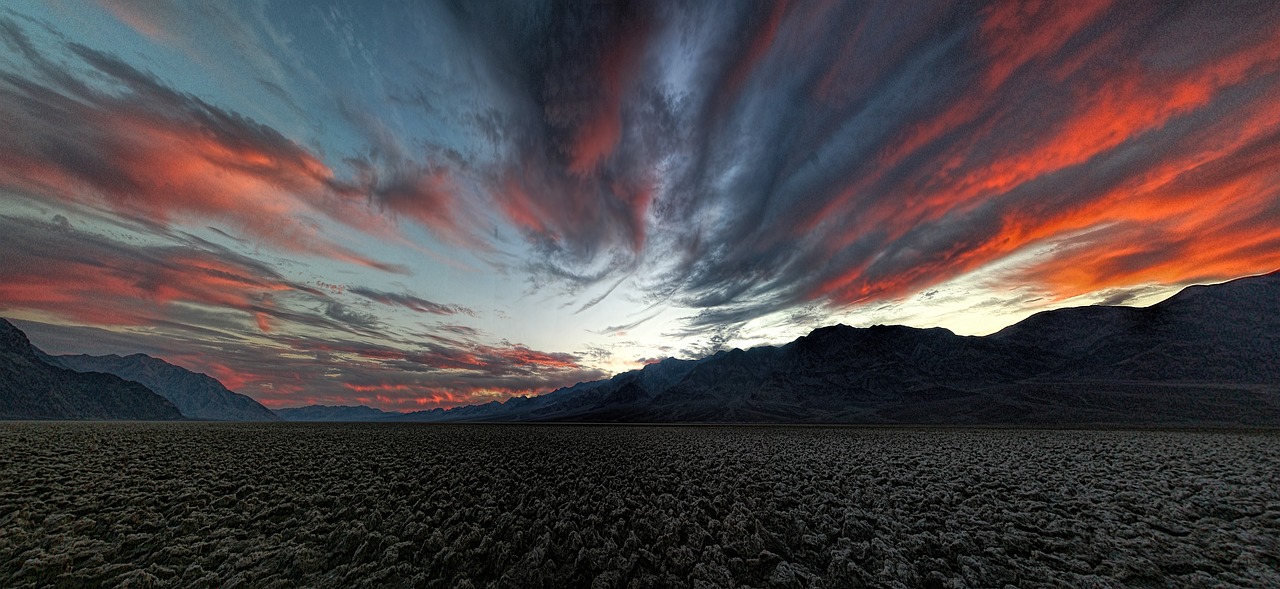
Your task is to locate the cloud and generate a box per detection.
[347,287,474,316]
[11,2,1280,336]
[0,214,306,329]
[7,1,1280,408]
[237,333,608,409]
[677,324,744,360]
[92,0,313,118]
[436,1,673,272]
[0,21,404,271]
[596,311,662,336]
[0,213,418,339]
[323,302,380,330]
[11,302,608,411]
[427,0,1280,333]
[272,336,588,378]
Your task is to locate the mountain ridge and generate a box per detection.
[274,405,393,422]
[0,319,185,421]
[48,353,280,421]
[305,270,1280,425]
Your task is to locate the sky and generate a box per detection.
[2,1,1279,411]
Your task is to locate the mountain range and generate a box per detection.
[358,270,1280,426]
[4,271,1278,425]
[44,353,279,421]
[274,405,393,422]
[0,319,183,420]
[1,319,277,421]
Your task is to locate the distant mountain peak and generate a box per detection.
[0,318,34,351]
[9,270,1280,425]
[55,352,279,421]
[274,404,391,422]
[1,319,185,421]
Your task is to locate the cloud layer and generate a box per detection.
[3,1,1280,408]
[260,0,1280,332]
[0,215,602,407]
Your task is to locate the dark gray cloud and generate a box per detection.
[348,287,474,316]
[426,0,1280,332]
[13,2,1280,340]
[324,302,381,330]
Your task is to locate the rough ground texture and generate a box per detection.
[0,424,1276,588]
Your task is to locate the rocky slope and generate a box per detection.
[0,319,184,420]
[50,354,278,421]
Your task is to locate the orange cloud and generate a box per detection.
[804,6,1280,308]
[978,0,1114,92]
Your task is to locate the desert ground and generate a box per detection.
[1,423,1276,588]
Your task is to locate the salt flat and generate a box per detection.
[1,423,1276,588]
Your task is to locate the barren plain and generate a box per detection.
[1,423,1277,588]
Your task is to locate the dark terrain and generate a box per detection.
[0,423,1276,588]
[0,320,182,421]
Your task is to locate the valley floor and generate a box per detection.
[0,423,1277,588]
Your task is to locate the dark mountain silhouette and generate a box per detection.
[0,319,184,420]
[47,354,279,421]
[990,273,1280,383]
[8,271,1278,425]
[273,405,392,422]
[358,270,1278,426]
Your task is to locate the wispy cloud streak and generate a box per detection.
[425,1,1280,328]
[4,1,1280,409]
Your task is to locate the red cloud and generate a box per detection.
[805,6,1280,307]
[0,218,308,333]
[340,383,487,409]
[979,0,1114,92]
[0,43,412,271]
[277,336,587,376]
[717,0,791,113]
[494,162,652,257]
[199,333,608,411]
[568,14,653,175]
